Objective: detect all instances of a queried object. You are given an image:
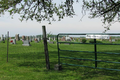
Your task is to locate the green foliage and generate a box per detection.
[82,0,120,32]
[81,38,86,43]
[0,0,76,23]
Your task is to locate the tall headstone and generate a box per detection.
[26,36,29,40]
[61,36,66,41]
[1,34,4,41]
[22,35,26,40]
[109,36,112,43]
[32,36,35,41]
[47,37,50,42]
[29,36,32,42]
[53,37,56,41]
[15,34,20,41]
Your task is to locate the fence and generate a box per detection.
[0,32,45,68]
[57,33,120,71]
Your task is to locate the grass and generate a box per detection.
[0,39,120,80]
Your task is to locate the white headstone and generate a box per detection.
[1,34,4,41]
[22,40,31,46]
[10,39,16,44]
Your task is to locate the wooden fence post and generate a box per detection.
[7,31,9,62]
[42,25,50,70]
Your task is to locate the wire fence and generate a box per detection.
[0,34,46,68]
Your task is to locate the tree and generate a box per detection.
[82,0,120,32]
[0,0,75,24]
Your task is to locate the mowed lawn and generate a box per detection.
[0,40,120,80]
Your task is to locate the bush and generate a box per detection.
[81,39,87,43]
[89,39,102,43]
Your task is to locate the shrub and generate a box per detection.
[81,39,87,43]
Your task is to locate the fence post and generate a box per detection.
[42,25,50,70]
[94,39,97,68]
[7,31,9,62]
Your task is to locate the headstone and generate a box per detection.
[47,39,50,42]
[29,36,32,42]
[26,36,29,40]
[41,35,42,40]
[53,37,56,41]
[22,40,31,46]
[10,39,16,44]
[47,37,50,42]
[5,35,7,40]
[66,36,71,41]
[15,34,20,41]
[22,35,26,40]
[58,37,61,40]
[112,39,115,42]
[61,36,66,41]
[1,34,4,41]
[32,36,35,41]
[49,37,51,40]
[35,38,39,43]
[109,36,112,43]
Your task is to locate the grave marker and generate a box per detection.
[15,34,20,41]
[22,40,31,46]
[10,39,16,44]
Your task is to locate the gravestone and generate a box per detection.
[47,37,50,42]
[112,39,115,42]
[22,36,26,40]
[32,36,35,41]
[26,36,29,40]
[1,34,4,41]
[29,36,32,42]
[10,39,16,44]
[41,35,42,40]
[35,38,39,43]
[22,40,31,46]
[109,36,112,43]
[53,37,56,41]
[15,34,20,41]
[61,36,66,41]
[66,36,71,41]
[5,35,7,40]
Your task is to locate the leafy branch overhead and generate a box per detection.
[82,0,120,32]
[0,0,75,23]
[0,0,120,29]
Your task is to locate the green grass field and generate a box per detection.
[0,40,120,80]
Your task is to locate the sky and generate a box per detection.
[0,0,120,37]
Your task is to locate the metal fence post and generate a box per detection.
[57,35,60,65]
[94,39,97,68]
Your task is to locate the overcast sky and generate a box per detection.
[0,0,120,37]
